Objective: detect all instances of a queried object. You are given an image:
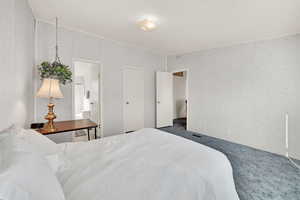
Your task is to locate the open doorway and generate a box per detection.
[172,71,187,130]
[72,60,102,140]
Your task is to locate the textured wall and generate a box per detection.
[168,35,300,159]
[0,0,35,130]
[35,21,164,142]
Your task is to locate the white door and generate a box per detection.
[156,72,173,128]
[123,68,144,132]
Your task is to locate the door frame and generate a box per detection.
[122,66,145,133]
[71,58,104,138]
[170,68,189,130]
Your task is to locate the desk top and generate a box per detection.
[37,119,98,135]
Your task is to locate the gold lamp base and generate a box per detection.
[42,103,57,132]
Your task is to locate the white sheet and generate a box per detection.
[58,128,239,200]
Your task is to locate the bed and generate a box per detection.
[58,128,239,200]
[0,127,239,200]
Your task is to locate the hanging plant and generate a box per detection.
[37,18,72,85]
[38,61,72,85]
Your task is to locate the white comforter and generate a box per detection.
[58,128,239,200]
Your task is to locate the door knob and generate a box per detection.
[126,102,130,104]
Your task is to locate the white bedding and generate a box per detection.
[58,128,239,200]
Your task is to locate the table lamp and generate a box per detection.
[36,78,63,132]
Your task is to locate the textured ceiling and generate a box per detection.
[28,0,300,55]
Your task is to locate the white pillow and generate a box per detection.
[0,126,15,171]
[0,181,30,200]
[0,125,59,156]
[17,129,70,173]
[14,128,60,156]
[0,152,66,200]
[0,135,12,171]
[1,125,69,173]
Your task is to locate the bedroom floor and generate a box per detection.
[159,126,300,200]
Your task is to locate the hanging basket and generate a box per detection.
[38,61,72,85]
[37,17,72,85]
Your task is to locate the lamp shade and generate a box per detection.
[36,78,63,99]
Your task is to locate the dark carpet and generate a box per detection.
[159,126,300,200]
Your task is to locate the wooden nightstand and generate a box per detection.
[37,119,98,141]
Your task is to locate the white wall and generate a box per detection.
[173,73,187,119]
[1,0,298,160]
[0,0,34,130]
[168,35,300,159]
[34,21,164,142]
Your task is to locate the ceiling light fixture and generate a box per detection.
[138,18,157,31]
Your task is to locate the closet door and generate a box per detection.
[123,68,144,132]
